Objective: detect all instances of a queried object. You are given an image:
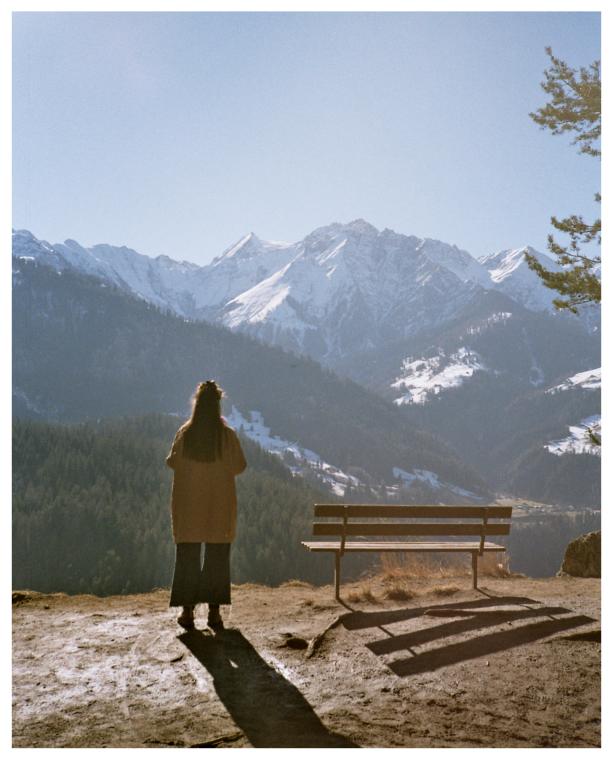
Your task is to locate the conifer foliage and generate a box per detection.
[526,48,601,313]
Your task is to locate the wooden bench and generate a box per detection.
[301,504,512,598]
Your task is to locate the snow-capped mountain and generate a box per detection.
[13,221,596,368]
[217,220,487,360]
[479,246,562,312]
[12,225,601,508]
[12,228,201,316]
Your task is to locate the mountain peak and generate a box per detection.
[306,219,380,243]
[479,246,553,276]
[62,238,84,249]
[345,218,378,235]
[215,232,263,262]
[13,228,37,241]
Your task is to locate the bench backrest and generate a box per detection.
[312,504,513,554]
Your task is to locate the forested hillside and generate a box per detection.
[12,259,489,499]
[12,416,374,595]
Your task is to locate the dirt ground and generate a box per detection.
[12,574,600,748]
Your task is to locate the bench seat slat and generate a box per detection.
[314,504,513,518]
[313,522,510,537]
[302,541,506,552]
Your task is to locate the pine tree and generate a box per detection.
[526,47,601,313]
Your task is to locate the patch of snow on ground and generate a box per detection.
[547,367,601,394]
[465,312,513,336]
[392,467,480,499]
[545,415,601,457]
[391,347,486,405]
[226,407,360,495]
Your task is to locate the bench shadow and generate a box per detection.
[178,628,358,748]
[340,595,541,630]
[338,594,597,678]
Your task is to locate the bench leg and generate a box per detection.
[334,551,341,599]
[472,552,478,589]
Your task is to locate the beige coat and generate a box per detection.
[166,422,247,544]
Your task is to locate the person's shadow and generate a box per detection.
[178,627,358,748]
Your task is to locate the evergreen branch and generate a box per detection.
[529,47,601,156]
[525,252,601,314]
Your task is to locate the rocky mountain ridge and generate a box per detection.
[13,222,591,367]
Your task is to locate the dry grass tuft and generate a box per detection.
[378,550,515,580]
[379,552,469,580]
[346,585,379,604]
[430,585,461,597]
[382,583,416,601]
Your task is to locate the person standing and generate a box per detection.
[166,380,247,630]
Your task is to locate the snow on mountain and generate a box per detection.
[12,228,201,316]
[546,367,601,394]
[391,347,487,405]
[53,238,201,315]
[193,233,298,315]
[225,406,360,496]
[419,238,492,287]
[12,229,69,272]
[392,466,481,500]
[462,311,514,337]
[218,220,485,359]
[479,246,563,312]
[545,415,601,457]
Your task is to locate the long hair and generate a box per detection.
[182,380,225,462]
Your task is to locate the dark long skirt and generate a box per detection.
[169,542,231,607]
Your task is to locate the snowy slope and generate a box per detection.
[479,246,563,312]
[546,367,601,394]
[419,238,492,287]
[391,347,487,405]
[546,415,601,457]
[225,407,360,496]
[218,220,485,359]
[13,229,200,315]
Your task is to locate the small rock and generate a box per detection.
[274,632,308,650]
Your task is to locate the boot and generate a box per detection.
[177,604,195,630]
[207,603,223,629]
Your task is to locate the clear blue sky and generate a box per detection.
[12,11,601,265]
